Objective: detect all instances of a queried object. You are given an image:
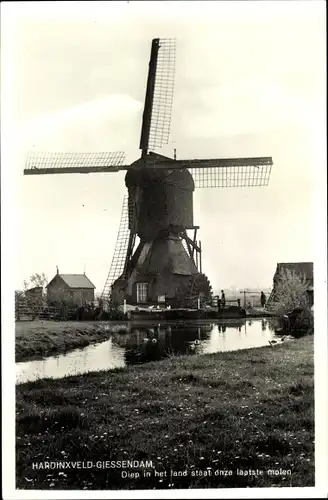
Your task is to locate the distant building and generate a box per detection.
[46,271,95,306]
[270,262,313,305]
[25,286,44,304]
[15,286,44,320]
[274,262,313,284]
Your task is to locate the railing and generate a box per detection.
[211,297,242,308]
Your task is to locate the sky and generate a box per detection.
[2,0,326,294]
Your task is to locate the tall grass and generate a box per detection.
[16,337,314,490]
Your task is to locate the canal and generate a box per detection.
[16,318,282,384]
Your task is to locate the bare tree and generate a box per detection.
[24,273,48,290]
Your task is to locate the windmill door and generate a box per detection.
[136,282,148,303]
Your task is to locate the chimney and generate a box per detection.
[56,265,59,275]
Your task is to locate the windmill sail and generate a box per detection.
[191,163,272,188]
[141,155,273,188]
[180,157,273,188]
[24,151,126,175]
[101,196,131,300]
[139,38,176,155]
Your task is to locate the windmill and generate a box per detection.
[24,38,273,307]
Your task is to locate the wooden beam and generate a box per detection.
[184,233,200,252]
[192,227,198,258]
[181,230,193,259]
[143,156,273,170]
[24,166,129,175]
[139,39,160,155]
[24,157,273,175]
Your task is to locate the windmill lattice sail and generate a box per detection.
[192,163,272,188]
[141,155,272,187]
[101,196,131,300]
[24,151,126,175]
[148,38,176,152]
[140,38,176,154]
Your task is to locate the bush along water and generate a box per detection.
[49,302,113,322]
[269,269,313,337]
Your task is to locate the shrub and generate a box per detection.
[100,309,127,321]
[271,269,313,335]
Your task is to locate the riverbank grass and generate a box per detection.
[15,321,127,361]
[16,335,314,490]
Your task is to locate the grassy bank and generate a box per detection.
[16,336,314,490]
[15,321,127,362]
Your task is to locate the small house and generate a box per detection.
[46,270,95,306]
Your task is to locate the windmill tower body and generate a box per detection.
[112,153,201,304]
[24,38,273,306]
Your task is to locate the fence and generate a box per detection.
[239,292,271,308]
[15,298,127,322]
[16,300,76,321]
[212,296,242,308]
[15,297,104,321]
[212,293,271,309]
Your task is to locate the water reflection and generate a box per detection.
[110,322,213,365]
[16,318,280,384]
[200,319,275,355]
[16,338,125,384]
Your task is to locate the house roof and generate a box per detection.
[47,274,95,289]
[275,262,313,283]
[26,286,43,292]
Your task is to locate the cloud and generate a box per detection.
[179,76,316,139]
[20,94,143,151]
